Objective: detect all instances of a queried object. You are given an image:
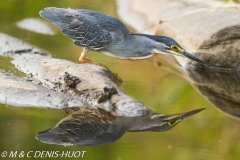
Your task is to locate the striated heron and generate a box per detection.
[36,107,205,146]
[39,7,206,65]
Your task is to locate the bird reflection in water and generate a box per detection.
[36,107,204,146]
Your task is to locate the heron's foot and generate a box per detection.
[79,56,95,63]
[82,56,95,63]
[82,57,123,83]
[82,56,106,66]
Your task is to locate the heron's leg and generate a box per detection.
[79,48,89,63]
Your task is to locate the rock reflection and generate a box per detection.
[36,107,204,146]
[185,67,240,119]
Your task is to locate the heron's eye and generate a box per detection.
[168,119,181,126]
[171,45,179,51]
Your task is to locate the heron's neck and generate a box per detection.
[131,34,167,54]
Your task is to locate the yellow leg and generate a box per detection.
[79,48,89,63]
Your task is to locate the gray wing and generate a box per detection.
[76,9,131,35]
[36,111,125,146]
[39,7,131,49]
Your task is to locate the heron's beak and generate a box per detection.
[180,51,207,65]
[180,50,206,65]
[169,48,206,65]
[128,108,205,132]
[164,108,206,125]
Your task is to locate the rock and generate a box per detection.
[185,67,240,119]
[0,71,83,108]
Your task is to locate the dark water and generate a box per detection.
[0,0,240,160]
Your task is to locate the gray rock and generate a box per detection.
[0,71,83,108]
